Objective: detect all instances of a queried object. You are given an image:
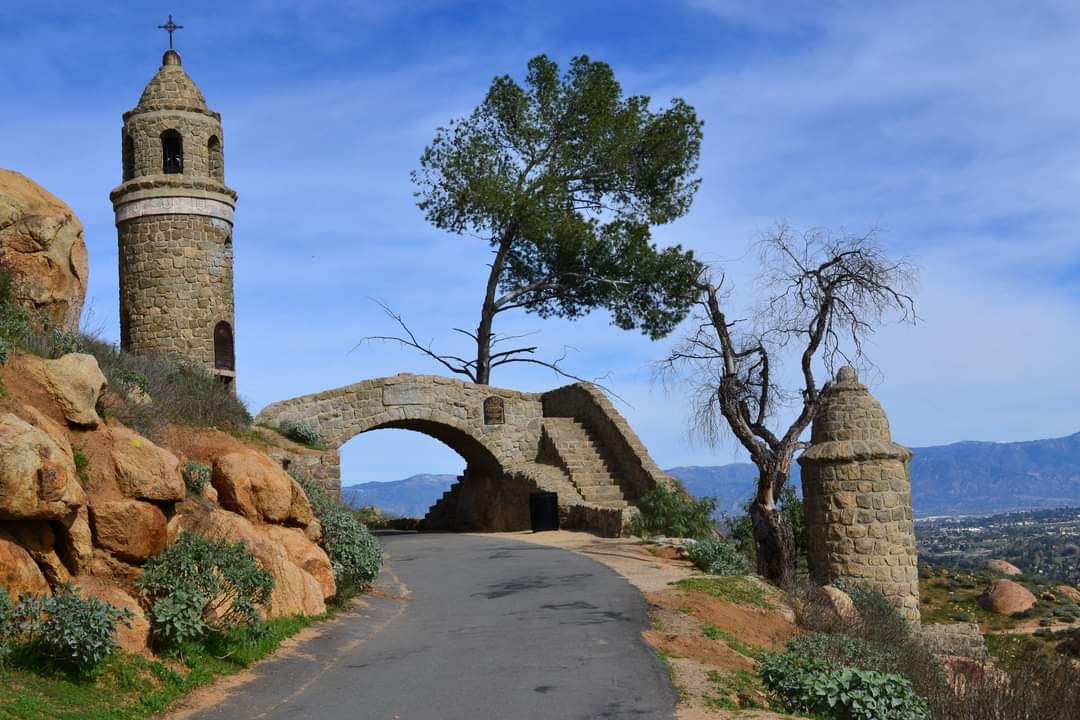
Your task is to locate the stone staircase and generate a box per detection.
[424,478,462,530]
[540,417,627,509]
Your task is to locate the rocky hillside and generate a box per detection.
[0,350,337,654]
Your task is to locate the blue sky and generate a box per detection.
[3,1,1079,483]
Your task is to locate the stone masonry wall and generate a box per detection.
[118,213,234,365]
[798,367,920,622]
[124,111,224,182]
[256,374,545,471]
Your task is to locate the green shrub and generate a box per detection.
[72,446,91,487]
[784,633,900,674]
[833,578,912,648]
[295,475,382,594]
[760,650,928,720]
[0,270,84,362]
[13,583,132,675]
[78,335,251,438]
[686,538,750,575]
[279,420,326,449]
[182,460,211,495]
[136,533,273,648]
[630,484,717,540]
[112,367,151,396]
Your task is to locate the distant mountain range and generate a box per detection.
[342,474,457,518]
[342,431,1080,519]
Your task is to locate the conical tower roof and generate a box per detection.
[130,50,214,117]
[799,366,911,464]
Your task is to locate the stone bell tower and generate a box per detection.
[109,41,238,387]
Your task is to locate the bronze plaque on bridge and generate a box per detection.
[483,396,505,425]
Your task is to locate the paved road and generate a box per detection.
[186,532,676,720]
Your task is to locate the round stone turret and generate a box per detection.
[798,367,920,621]
[110,49,237,387]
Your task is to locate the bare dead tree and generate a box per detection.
[356,299,622,395]
[661,226,917,585]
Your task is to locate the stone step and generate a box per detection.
[581,485,624,501]
[542,416,627,506]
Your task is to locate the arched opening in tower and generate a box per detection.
[122,134,134,181]
[214,321,235,371]
[161,129,183,174]
[208,135,223,181]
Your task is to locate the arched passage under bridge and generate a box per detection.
[255,374,678,537]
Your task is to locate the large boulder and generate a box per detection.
[40,354,106,428]
[180,508,326,617]
[262,525,336,601]
[978,579,1037,615]
[212,447,313,525]
[985,559,1022,576]
[55,505,94,574]
[820,584,857,621]
[90,499,167,564]
[0,413,84,520]
[0,169,88,331]
[110,426,184,502]
[0,530,50,600]
[1057,585,1080,604]
[2,521,70,588]
[74,576,150,654]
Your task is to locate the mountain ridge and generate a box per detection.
[342,431,1080,518]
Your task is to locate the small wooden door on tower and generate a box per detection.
[214,321,234,371]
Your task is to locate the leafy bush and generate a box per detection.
[784,633,900,674]
[78,335,251,438]
[112,367,150,396]
[279,420,326,449]
[686,538,750,575]
[182,460,211,495]
[136,533,273,648]
[630,484,717,540]
[0,270,84,362]
[295,475,382,594]
[832,578,912,648]
[760,650,928,720]
[13,583,132,675]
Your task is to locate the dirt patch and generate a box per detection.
[650,587,796,652]
[161,425,255,465]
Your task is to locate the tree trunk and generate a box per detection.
[475,227,515,386]
[475,307,493,385]
[750,473,796,587]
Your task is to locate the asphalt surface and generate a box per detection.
[185,532,676,720]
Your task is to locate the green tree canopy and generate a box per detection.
[401,54,705,384]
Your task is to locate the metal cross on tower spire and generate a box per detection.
[157,15,184,49]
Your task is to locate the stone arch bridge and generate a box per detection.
[255,374,676,536]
